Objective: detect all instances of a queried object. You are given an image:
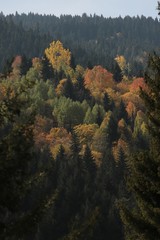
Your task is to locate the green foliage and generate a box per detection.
[52,96,85,129]
[1,10,159,240]
[119,53,160,240]
[92,111,118,153]
[133,111,148,149]
[84,107,95,124]
[91,104,106,125]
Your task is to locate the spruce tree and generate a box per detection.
[63,76,75,100]
[119,53,160,240]
[83,145,97,181]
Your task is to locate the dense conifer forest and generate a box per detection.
[0,3,160,240]
[0,12,160,75]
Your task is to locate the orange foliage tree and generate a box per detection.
[10,55,22,78]
[129,77,147,93]
[84,65,114,100]
[33,115,53,149]
[126,101,137,121]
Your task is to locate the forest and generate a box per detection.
[0,12,160,75]
[0,3,160,240]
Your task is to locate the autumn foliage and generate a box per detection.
[45,40,71,72]
[84,65,114,100]
[129,77,147,93]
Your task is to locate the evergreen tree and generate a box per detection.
[116,100,128,122]
[2,56,14,77]
[110,60,122,82]
[96,106,103,126]
[83,145,97,181]
[93,149,123,240]
[20,55,32,76]
[41,54,54,81]
[103,93,110,112]
[119,53,160,240]
[63,76,75,100]
[84,107,95,124]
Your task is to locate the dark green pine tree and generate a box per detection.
[2,56,14,77]
[119,53,160,240]
[116,100,128,122]
[83,145,97,181]
[82,144,97,220]
[92,149,123,240]
[96,106,103,126]
[63,76,75,100]
[111,60,122,83]
[103,92,111,112]
[20,55,32,76]
[70,130,81,155]
[47,145,70,240]
[103,94,115,112]
[47,133,85,240]
[55,145,68,189]
[41,54,54,81]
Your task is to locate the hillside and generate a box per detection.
[0,9,160,240]
[0,13,160,75]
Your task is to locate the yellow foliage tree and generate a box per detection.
[74,123,99,146]
[115,55,126,72]
[45,40,71,73]
[55,79,67,96]
[46,127,72,158]
[115,55,130,80]
[112,118,133,161]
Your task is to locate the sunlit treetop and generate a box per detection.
[45,40,71,73]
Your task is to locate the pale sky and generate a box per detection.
[0,0,159,18]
